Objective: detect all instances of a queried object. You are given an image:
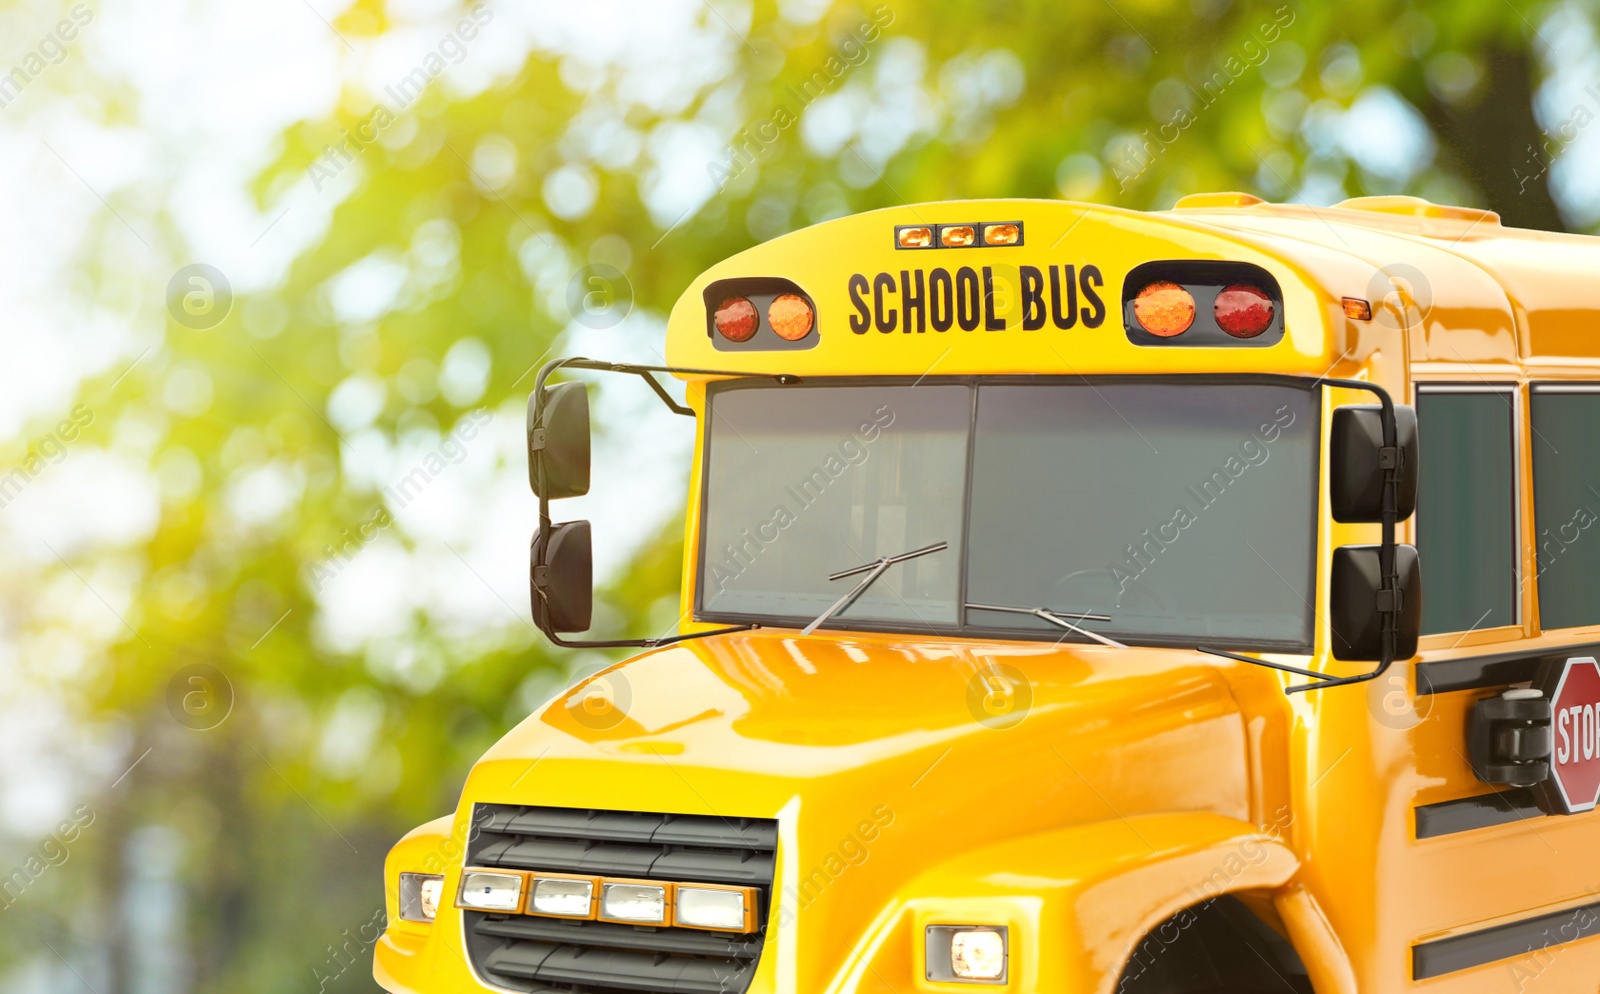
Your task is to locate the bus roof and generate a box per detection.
[663,195,1600,382]
[1172,194,1600,367]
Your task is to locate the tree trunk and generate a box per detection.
[1420,45,1569,232]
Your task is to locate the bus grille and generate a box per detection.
[462,804,778,994]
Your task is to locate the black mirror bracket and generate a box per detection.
[526,356,798,650]
[1290,376,1408,694]
[1204,376,1416,695]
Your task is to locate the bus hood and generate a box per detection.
[463,631,1251,908]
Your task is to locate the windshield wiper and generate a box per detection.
[802,542,949,635]
[965,602,1128,648]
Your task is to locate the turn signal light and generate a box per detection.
[1214,284,1274,338]
[1133,281,1196,337]
[1343,297,1373,321]
[713,297,758,342]
[767,294,814,341]
[399,873,445,923]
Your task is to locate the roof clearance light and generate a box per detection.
[897,226,933,248]
[940,225,977,247]
[1213,284,1274,338]
[767,294,815,341]
[713,297,758,342]
[1343,297,1373,321]
[1133,281,1195,337]
[982,223,1021,246]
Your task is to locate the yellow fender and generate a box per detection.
[824,811,1353,994]
[374,814,462,994]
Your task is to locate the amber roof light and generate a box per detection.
[1133,281,1196,337]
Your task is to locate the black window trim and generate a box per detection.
[1414,382,1523,634]
[692,373,1322,653]
[1527,381,1600,632]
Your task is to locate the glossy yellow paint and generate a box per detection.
[377,196,1600,994]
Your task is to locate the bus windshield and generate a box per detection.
[697,379,1318,650]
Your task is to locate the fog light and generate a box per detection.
[951,930,1006,980]
[456,870,525,913]
[599,881,669,924]
[674,885,754,931]
[926,925,1007,984]
[530,875,597,919]
[399,873,444,923]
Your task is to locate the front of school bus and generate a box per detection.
[374,198,1417,994]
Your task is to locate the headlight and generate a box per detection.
[598,881,670,924]
[455,870,526,913]
[674,885,755,932]
[529,875,598,919]
[398,873,445,923]
[926,925,1008,984]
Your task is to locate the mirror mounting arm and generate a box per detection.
[532,357,801,419]
[1289,376,1403,694]
[528,356,798,650]
[1202,375,1411,695]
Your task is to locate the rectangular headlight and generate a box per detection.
[598,881,670,925]
[455,869,526,913]
[398,873,444,923]
[926,925,1007,984]
[529,875,598,919]
[673,885,756,932]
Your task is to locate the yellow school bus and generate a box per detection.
[374,193,1600,994]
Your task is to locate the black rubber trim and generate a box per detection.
[1414,788,1543,839]
[474,915,763,960]
[1416,641,1600,695]
[475,805,778,850]
[1413,897,1600,979]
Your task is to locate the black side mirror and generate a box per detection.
[531,520,593,633]
[1330,544,1421,661]
[527,382,591,500]
[1330,403,1418,522]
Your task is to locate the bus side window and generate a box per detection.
[1530,385,1600,630]
[1415,387,1518,635]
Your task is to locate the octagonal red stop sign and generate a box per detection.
[1546,657,1600,814]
